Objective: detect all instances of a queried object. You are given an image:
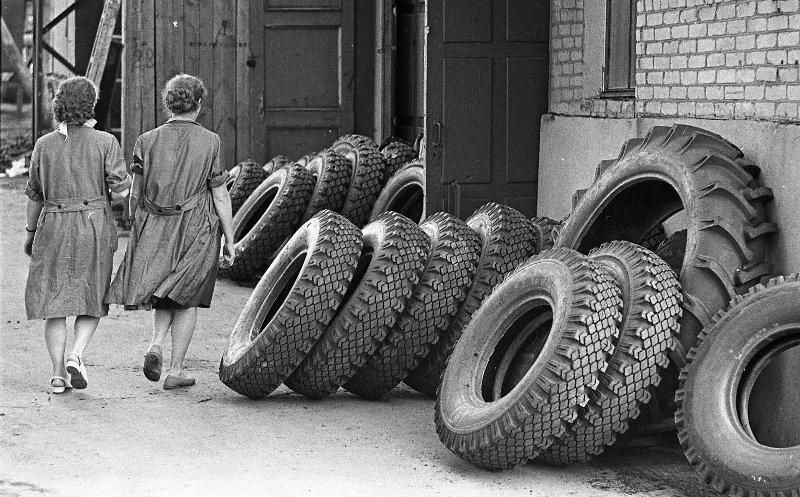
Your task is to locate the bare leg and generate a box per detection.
[44,318,68,378]
[72,315,100,357]
[168,308,197,376]
[152,309,174,348]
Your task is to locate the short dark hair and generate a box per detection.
[162,74,205,115]
[52,76,97,124]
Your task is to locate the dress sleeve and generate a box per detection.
[207,134,230,189]
[24,140,44,201]
[105,135,132,193]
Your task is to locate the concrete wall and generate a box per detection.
[538,114,800,274]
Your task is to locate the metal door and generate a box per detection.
[249,1,355,161]
[425,0,550,219]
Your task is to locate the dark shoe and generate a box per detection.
[143,345,163,382]
[163,374,196,390]
[66,353,88,389]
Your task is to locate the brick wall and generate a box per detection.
[550,0,636,118]
[549,0,800,124]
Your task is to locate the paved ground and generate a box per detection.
[0,177,715,497]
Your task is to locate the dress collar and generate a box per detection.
[58,119,97,141]
[166,117,201,126]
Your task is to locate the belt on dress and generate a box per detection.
[142,190,204,216]
[43,196,107,213]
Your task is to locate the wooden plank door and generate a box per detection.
[424,0,550,219]
[249,1,355,162]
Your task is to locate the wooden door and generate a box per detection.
[249,1,355,162]
[425,0,550,219]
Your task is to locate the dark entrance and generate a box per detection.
[248,1,355,161]
[424,0,550,219]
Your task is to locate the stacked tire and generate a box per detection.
[220,134,425,283]
[435,243,682,470]
[218,202,539,401]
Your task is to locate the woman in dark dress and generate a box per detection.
[24,76,131,393]
[108,74,236,390]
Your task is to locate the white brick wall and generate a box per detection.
[550,0,800,123]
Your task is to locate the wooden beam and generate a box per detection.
[85,0,121,86]
[1,16,33,96]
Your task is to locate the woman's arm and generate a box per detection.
[24,198,44,256]
[211,184,236,267]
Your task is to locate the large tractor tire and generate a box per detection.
[223,164,314,281]
[343,212,482,400]
[300,149,352,223]
[435,248,622,471]
[369,161,425,224]
[556,124,777,421]
[339,146,387,227]
[228,160,268,215]
[676,274,800,497]
[378,137,417,180]
[539,241,682,464]
[404,203,538,397]
[218,211,362,399]
[284,212,429,399]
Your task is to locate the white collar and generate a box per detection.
[58,119,97,141]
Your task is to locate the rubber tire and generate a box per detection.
[284,212,429,399]
[530,216,561,253]
[369,160,425,224]
[218,210,362,398]
[435,247,622,471]
[539,241,682,465]
[330,134,378,154]
[404,203,538,397]
[223,164,315,281]
[300,149,352,223]
[655,229,687,274]
[295,152,315,168]
[225,163,241,190]
[343,212,483,400]
[379,138,417,180]
[229,160,268,216]
[555,124,777,418]
[675,274,800,497]
[339,145,387,228]
[639,224,667,251]
[263,154,290,175]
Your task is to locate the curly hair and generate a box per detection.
[162,74,205,116]
[52,76,98,124]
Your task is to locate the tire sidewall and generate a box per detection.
[682,285,800,488]
[439,259,573,435]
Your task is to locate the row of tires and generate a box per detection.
[221,134,425,281]
[217,123,797,496]
[217,202,556,400]
[434,124,798,496]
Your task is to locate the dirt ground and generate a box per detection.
[0,177,716,497]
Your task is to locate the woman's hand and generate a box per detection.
[23,231,35,256]
[220,241,236,268]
